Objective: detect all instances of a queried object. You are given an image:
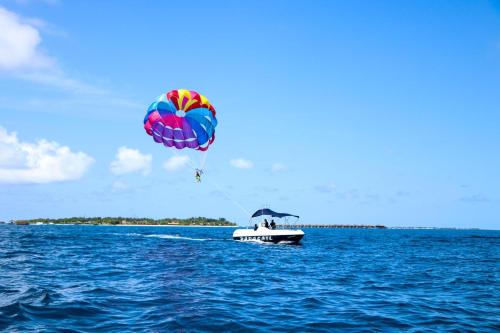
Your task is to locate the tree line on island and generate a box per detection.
[14,217,236,226]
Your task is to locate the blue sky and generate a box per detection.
[0,0,499,228]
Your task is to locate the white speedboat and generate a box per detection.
[233,208,304,244]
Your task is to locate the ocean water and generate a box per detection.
[0,225,498,332]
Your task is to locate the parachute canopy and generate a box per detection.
[251,209,300,219]
[144,89,217,151]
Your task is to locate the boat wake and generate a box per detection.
[122,233,214,241]
[144,234,211,241]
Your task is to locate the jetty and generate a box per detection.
[279,224,386,229]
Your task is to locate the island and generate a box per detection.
[13,217,237,226]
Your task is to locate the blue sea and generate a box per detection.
[0,225,498,332]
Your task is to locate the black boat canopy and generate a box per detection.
[251,208,299,219]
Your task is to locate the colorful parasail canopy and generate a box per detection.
[144,89,217,151]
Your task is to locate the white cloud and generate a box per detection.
[271,162,287,172]
[110,147,152,175]
[230,158,254,169]
[0,6,54,70]
[111,180,129,192]
[17,71,107,95]
[1,95,143,117]
[0,126,94,184]
[163,155,190,171]
[460,194,489,203]
[0,6,138,110]
[13,0,60,5]
[315,182,337,193]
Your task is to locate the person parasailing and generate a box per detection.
[143,89,218,185]
[195,169,203,183]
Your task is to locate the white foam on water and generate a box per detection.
[236,239,297,246]
[144,234,210,241]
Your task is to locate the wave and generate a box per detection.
[465,235,500,239]
[2,227,498,332]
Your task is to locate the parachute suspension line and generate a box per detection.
[169,148,250,217]
[167,141,246,216]
[199,150,209,170]
[168,148,204,186]
[170,146,196,170]
[203,174,251,218]
[147,90,244,212]
[169,111,200,172]
[169,106,210,172]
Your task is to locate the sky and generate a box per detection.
[0,0,499,229]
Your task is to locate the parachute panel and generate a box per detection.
[144,89,217,152]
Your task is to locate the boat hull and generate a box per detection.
[232,227,304,244]
[233,234,303,243]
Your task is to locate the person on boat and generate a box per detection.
[270,219,276,230]
[254,224,258,231]
[264,219,269,228]
[195,169,203,183]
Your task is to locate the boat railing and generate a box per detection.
[248,215,301,230]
